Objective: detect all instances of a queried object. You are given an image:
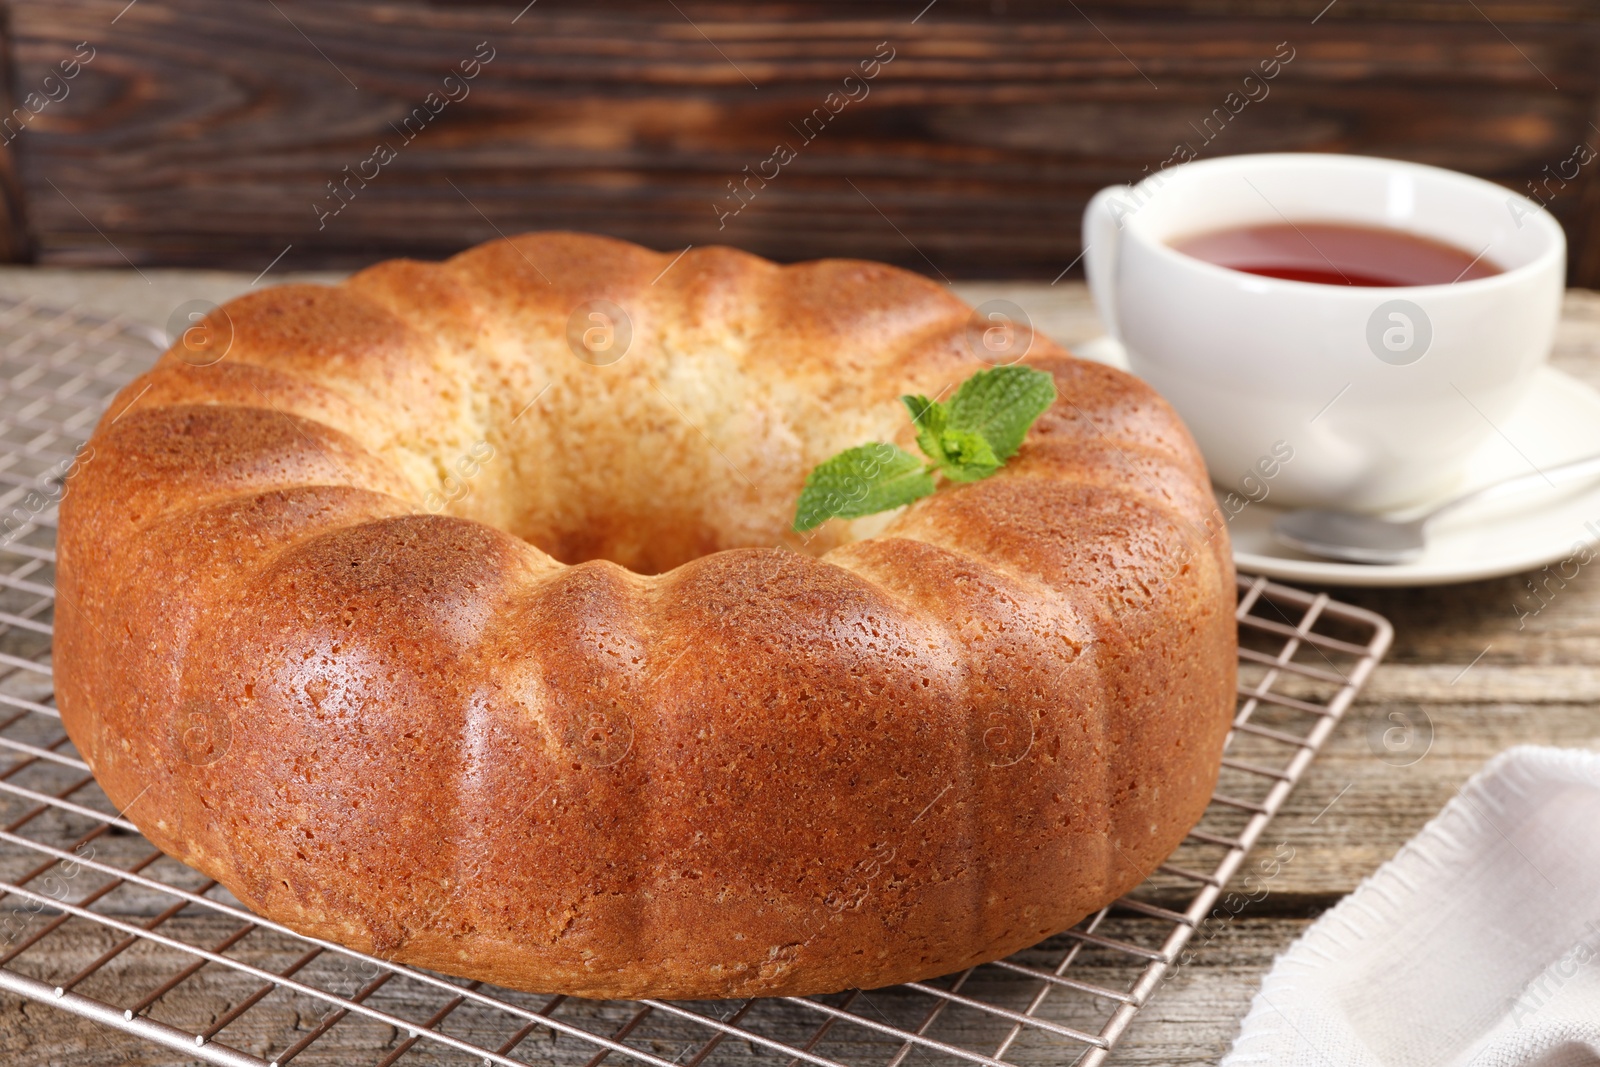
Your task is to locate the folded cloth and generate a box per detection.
[1222,746,1600,1067]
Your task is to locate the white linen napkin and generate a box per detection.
[1222,745,1600,1067]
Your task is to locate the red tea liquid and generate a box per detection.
[1169,222,1500,287]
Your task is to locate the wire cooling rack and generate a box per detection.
[0,295,1394,1066]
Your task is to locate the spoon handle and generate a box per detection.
[1429,449,1600,522]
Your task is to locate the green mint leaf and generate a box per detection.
[945,366,1058,462]
[793,442,936,532]
[935,427,1000,482]
[901,394,947,464]
[794,366,1058,529]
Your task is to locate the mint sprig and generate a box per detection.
[793,365,1056,532]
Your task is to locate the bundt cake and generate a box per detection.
[54,232,1235,999]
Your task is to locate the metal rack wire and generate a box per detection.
[0,295,1393,1066]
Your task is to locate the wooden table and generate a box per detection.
[1,267,1597,1065]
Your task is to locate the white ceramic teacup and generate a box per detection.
[1082,152,1566,513]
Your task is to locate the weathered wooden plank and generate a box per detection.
[10,1,1600,279]
[1268,663,1600,704]
[0,911,1315,1066]
[0,12,34,262]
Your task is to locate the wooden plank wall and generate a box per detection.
[4,0,1600,282]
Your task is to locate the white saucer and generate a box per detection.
[1071,338,1600,587]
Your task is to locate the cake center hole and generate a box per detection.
[422,368,872,575]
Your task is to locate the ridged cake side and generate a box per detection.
[54,233,1235,998]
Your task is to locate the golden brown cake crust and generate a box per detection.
[54,232,1235,999]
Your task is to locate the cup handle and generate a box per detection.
[1082,185,1128,342]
